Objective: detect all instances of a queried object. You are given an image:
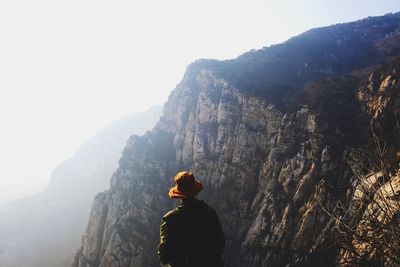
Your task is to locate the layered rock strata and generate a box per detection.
[73,13,400,267]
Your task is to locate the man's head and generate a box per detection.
[168,171,203,199]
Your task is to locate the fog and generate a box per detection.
[0,0,398,204]
[0,106,163,267]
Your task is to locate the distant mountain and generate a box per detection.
[72,13,400,267]
[0,106,162,267]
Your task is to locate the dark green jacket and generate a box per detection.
[158,198,225,267]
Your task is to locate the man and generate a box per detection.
[158,171,225,267]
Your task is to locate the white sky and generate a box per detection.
[0,0,399,204]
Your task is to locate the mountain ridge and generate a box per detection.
[73,13,400,267]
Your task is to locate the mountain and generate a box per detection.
[73,13,400,267]
[0,106,162,267]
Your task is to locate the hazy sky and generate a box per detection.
[0,0,399,204]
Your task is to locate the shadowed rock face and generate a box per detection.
[73,13,400,267]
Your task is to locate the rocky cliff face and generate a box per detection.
[336,60,400,266]
[0,106,162,267]
[73,13,400,267]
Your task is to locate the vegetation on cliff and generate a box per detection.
[73,13,400,267]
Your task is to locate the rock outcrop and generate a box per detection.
[73,13,400,267]
[336,60,400,266]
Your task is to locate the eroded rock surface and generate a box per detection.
[73,13,400,267]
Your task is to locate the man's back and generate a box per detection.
[158,198,225,267]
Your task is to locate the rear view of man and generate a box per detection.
[158,171,225,267]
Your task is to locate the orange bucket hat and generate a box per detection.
[168,171,203,199]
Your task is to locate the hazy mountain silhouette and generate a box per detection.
[0,106,162,267]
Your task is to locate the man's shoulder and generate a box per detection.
[162,199,216,220]
[162,208,177,219]
[162,205,185,220]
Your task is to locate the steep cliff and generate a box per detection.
[73,13,400,267]
[0,106,162,267]
[335,61,400,266]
